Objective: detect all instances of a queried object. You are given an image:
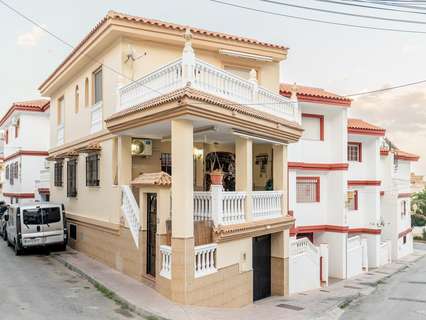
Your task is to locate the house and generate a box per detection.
[0,100,50,204]
[410,173,426,193]
[39,11,303,307]
[380,143,419,260]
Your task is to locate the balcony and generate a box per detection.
[57,124,64,146]
[118,58,299,124]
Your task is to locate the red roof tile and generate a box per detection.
[0,99,50,127]
[347,118,385,136]
[394,150,419,161]
[280,83,351,106]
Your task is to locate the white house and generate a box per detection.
[0,100,50,204]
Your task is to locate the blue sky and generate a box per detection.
[1,0,425,173]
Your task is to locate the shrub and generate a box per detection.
[412,214,426,227]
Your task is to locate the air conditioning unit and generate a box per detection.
[11,117,18,126]
[131,139,152,156]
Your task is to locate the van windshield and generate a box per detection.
[23,207,61,225]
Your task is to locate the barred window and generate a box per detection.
[9,164,14,185]
[13,162,18,179]
[54,161,63,187]
[161,153,172,175]
[348,142,361,162]
[67,159,77,197]
[5,165,9,180]
[296,177,320,203]
[86,153,100,186]
[348,191,358,211]
[401,200,407,216]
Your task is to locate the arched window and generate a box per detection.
[75,85,80,113]
[84,78,89,107]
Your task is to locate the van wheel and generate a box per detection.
[59,243,67,251]
[14,241,22,256]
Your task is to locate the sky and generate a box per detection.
[0,0,425,174]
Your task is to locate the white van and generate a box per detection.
[4,202,67,255]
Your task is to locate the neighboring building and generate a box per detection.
[380,143,419,260]
[0,100,50,204]
[40,11,303,307]
[0,138,4,202]
[411,173,426,193]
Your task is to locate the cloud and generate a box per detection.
[17,26,45,47]
[350,85,426,174]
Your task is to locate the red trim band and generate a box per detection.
[38,188,50,194]
[398,192,412,198]
[289,162,348,171]
[348,128,386,136]
[291,224,381,236]
[280,91,352,107]
[395,154,420,161]
[380,191,385,196]
[3,192,35,199]
[348,180,381,186]
[348,227,381,235]
[399,227,412,238]
[4,150,49,162]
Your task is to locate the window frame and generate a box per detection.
[75,85,80,113]
[348,142,362,162]
[401,200,407,216]
[160,153,172,175]
[92,67,103,105]
[67,158,78,198]
[14,119,20,138]
[54,161,63,187]
[296,176,320,203]
[301,113,324,141]
[57,96,64,126]
[85,153,100,187]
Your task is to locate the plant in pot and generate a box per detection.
[208,152,224,186]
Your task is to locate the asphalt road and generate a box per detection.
[0,240,143,320]
[341,242,426,320]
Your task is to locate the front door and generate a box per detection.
[252,234,271,301]
[146,193,157,277]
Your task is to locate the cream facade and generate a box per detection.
[40,11,302,307]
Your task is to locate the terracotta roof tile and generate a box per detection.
[131,172,172,187]
[280,83,351,106]
[394,149,419,161]
[347,118,385,136]
[0,99,50,127]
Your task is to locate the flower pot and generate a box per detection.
[210,172,224,185]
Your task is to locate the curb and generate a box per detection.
[52,253,170,320]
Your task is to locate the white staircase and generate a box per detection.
[121,185,141,248]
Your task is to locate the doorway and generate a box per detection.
[146,193,157,277]
[252,234,271,301]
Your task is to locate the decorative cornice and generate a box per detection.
[4,150,49,162]
[347,128,385,136]
[348,180,381,186]
[290,224,381,235]
[348,227,381,235]
[398,192,413,198]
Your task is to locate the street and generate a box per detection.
[341,243,426,320]
[0,241,142,320]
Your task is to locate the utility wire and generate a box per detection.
[259,0,426,25]
[344,79,426,97]
[312,0,426,15]
[347,0,426,11]
[209,0,426,34]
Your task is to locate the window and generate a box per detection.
[348,142,362,162]
[75,85,80,113]
[93,68,103,104]
[13,162,18,179]
[348,190,358,211]
[57,96,64,125]
[401,200,407,216]
[84,78,89,107]
[5,129,8,144]
[54,161,63,187]
[15,119,20,138]
[403,235,407,244]
[67,159,77,197]
[23,207,61,225]
[70,224,77,240]
[5,165,9,180]
[296,177,320,203]
[161,153,172,175]
[9,163,14,185]
[301,114,324,141]
[86,153,100,186]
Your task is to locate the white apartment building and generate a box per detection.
[0,100,50,204]
[282,84,416,294]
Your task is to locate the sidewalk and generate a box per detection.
[51,248,426,320]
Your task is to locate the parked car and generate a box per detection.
[4,202,67,255]
[0,204,8,240]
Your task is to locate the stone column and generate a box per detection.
[170,119,194,304]
[117,136,132,185]
[235,136,253,221]
[273,144,288,216]
[271,230,290,296]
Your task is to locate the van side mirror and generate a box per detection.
[4,214,9,222]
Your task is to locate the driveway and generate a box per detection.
[341,243,426,320]
[0,241,143,320]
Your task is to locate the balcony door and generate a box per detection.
[146,193,157,277]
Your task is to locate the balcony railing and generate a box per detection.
[193,187,283,226]
[159,245,172,279]
[57,124,64,146]
[90,101,103,134]
[194,243,217,278]
[118,58,299,123]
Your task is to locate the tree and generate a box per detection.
[412,188,426,216]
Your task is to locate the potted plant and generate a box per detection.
[210,168,224,185]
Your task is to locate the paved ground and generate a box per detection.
[0,240,143,320]
[341,242,426,320]
[51,245,426,320]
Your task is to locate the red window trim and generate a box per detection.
[348,141,362,162]
[302,113,324,141]
[296,176,320,202]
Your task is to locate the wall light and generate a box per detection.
[193,148,204,160]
